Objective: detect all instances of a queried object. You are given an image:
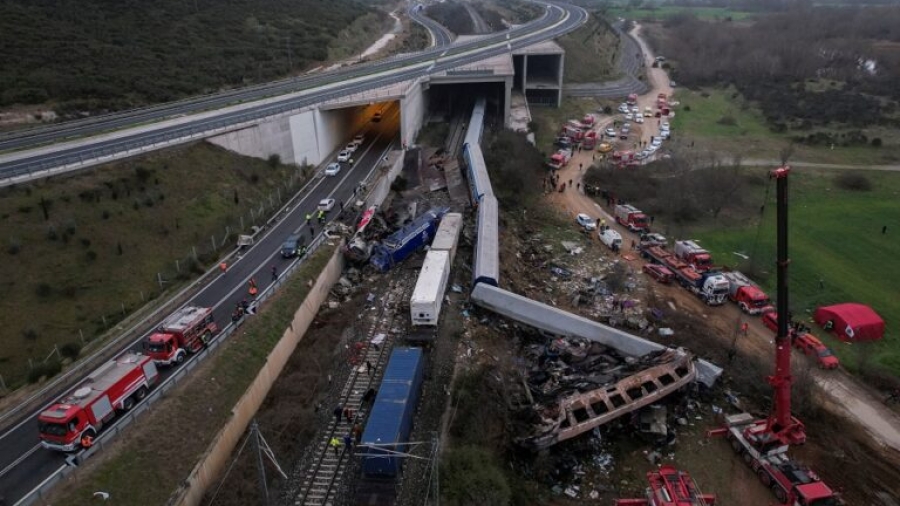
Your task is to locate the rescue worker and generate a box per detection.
[271,265,278,281]
[740,322,749,337]
[318,210,325,224]
[219,262,227,274]
[80,433,94,449]
[330,436,342,456]
[248,278,258,297]
[305,213,311,226]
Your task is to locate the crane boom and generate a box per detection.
[766,166,806,446]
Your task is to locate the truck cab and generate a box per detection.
[615,204,650,232]
[734,285,774,315]
[145,306,217,366]
[146,332,186,366]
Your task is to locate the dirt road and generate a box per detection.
[543,23,900,454]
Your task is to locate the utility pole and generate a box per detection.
[252,420,269,506]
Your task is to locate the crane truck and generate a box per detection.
[145,306,218,366]
[615,465,716,505]
[38,352,159,451]
[722,271,774,315]
[708,167,843,506]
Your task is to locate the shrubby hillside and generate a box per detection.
[0,0,388,116]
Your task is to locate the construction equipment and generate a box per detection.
[615,465,716,505]
[709,166,844,506]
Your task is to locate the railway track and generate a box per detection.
[286,274,414,506]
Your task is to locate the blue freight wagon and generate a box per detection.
[360,347,425,478]
[370,208,448,272]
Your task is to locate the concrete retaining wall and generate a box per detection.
[208,116,296,165]
[401,79,427,148]
[176,246,345,506]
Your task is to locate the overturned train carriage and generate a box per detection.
[517,348,696,450]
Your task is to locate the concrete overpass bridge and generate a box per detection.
[0,2,585,187]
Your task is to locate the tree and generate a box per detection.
[441,446,511,506]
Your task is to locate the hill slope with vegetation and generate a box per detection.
[0,0,389,117]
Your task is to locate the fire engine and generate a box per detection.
[145,306,218,366]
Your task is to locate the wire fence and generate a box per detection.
[0,166,317,430]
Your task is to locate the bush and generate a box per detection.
[22,327,39,340]
[871,138,882,147]
[717,115,737,126]
[86,250,98,261]
[835,173,872,191]
[35,283,53,298]
[8,239,21,255]
[391,176,408,193]
[28,359,62,383]
[441,446,511,506]
[267,154,281,168]
[60,342,82,360]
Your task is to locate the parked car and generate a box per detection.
[324,163,341,176]
[634,115,644,124]
[598,142,613,153]
[605,128,617,138]
[643,264,674,284]
[345,141,361,153]
[619,130,630,140]
[794,333,840,369]
[644,107,653,117]
[624,112,634,121]
[337,150,352,162]
[281,234,305,258]
[576,213,597,231]
[618,103,630,113]
[640,148,652,159]
[631,106,640,114]
[651,137,663,148]
[318,198,336,212]
[640,233,667,247]
[661,121,670,130]
[669,81,677,88]
[353,134,365,144]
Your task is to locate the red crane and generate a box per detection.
[709,167,843,505]
[615,465,716,506]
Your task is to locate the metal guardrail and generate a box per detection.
[14,232,333,506]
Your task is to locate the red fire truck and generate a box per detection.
[145,306,218,366]
[38,352,159,451]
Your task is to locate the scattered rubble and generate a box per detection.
[513,336,696,450]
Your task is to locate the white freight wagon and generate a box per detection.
[410,250,451,326]
[430,212,462,264]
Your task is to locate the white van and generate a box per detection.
[599,228,623,251]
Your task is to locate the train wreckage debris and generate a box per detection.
[516,340,696,450]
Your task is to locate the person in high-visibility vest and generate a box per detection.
[219,262,227,274]
[248,278,258,297]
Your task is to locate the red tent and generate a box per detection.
[814,303,885,342]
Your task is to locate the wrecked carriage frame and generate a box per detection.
[518,348,696,450]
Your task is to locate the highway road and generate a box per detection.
[0,3,561,157]
[0,3,586,183]
[0,104,403,505]
[0,2,588,503]
[564,20,649,98]
[409,3,454,47]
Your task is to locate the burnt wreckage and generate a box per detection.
[515,338,695,450]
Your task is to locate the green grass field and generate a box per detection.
[609,6,755,21]
[685,168,900,375]
[558,15,621,83]
[672,88,900,165]
[0,143,307,386]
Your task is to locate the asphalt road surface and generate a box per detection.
[0,3,573,161]
[0,105,402,505]
[409,3,454,47]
